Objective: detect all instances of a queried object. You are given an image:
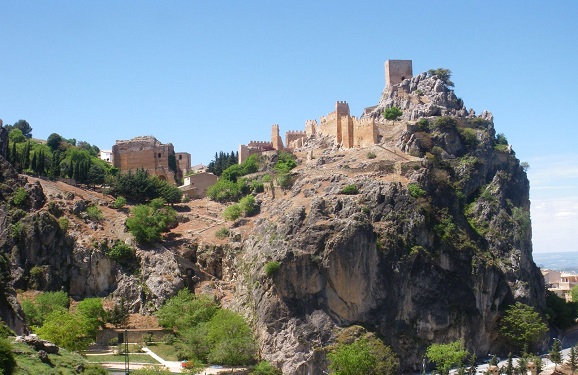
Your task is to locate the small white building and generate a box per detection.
[99,150,112,163]
[179,172,218,199]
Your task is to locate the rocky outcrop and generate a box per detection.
[228,115,543,373]
[366,72,483,121]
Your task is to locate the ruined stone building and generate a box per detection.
[112,136,179,184]
[238,59,414,161]
[176,152,191,176]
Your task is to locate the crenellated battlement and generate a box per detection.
[247,141,273,147]
[286,130,305,135]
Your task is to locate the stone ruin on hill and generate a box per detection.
[238,59,494,164]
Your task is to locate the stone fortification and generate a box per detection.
[285,130,307,149]
[317,101,377,148]
[112,136,177,183]
[239,140,274,164]
[176,152,191,176]
[271,124,284,151]
[385,59,413,88]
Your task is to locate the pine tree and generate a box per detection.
[568,345,577,374]
[505,353,514,375]
[550,339,562,372]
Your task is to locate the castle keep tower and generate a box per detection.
[385,60,413,88]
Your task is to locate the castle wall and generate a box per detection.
[271,124,284,150]
[285,131,306,149]
[385,60,413,88]
[112,136,176,183]
[353,117,377,147]
[341,115,354,148]
[176,152,191,175]
[305,120,317,136]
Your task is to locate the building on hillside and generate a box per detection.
[111,136,179,184]
[176,152,191,176]
[191,163,208,173]
[542,269,578,302]
[179,172,218,199]
[99,150,112,163]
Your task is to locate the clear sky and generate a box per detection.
[1,1,577,253]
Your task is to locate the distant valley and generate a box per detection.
[534,251,578,273]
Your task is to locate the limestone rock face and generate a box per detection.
[228,116,543,374]
[365,72,474,121]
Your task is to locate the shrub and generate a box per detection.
[215,227,230,239]
[126,200,177,244]
[275,151,297,173]
[12,187,28,206]
[207,179,244,202]
[223,204,242,221]
[86,205,104,221]
[250,180,264,193]
[276,172,292,189]
[459,127,478,148]
[264,261,281,277]
[252,361,282,375]
[58,217,69,232]
[108,241,134,262]
[495,133,508,145]
[113,196,127,209]
[408,183,426,198]
[239,195,258,216]
[366,152,376,159]
[383,106,403,122]
[0,338,16,375]
[340,184,359,195]
[261,174,272,183]
[416,118,430,131]
[10,222,23,242]
[432,116,457,131]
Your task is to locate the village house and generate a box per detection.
[541,269,578,301]
[179,172,218,199]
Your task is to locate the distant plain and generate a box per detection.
[533,251,578,273]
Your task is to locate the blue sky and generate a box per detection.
[1,1,577,253]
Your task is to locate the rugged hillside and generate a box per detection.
[225,76,544,373]
[0,71,545,374]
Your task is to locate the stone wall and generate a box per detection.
[285,131,306,149]
[385,60,413,88]
[112,136,176,184]
[316,101,378,149]
[181,172,218,199]
[96,328,173,346]
[271,124,284,150]
[176,152,191,176]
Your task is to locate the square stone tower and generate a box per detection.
[385,60,413,88]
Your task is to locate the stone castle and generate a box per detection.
[112,136,190,184]
[238,59,413,163]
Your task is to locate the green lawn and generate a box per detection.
[86,353,160,364]
[146,343,179,361]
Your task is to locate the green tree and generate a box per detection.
[516,356,528,375]
[328,335,398,375]
[205,309,257,365]
[21,291,69,327]
[126,199,177,244]
[383,106,403,123]
[500,302,548,354]
[572,284,578,303]
[108,298,130,328]
[550,339,562,371]
[35,309,92,351]
[223,204,242,221]
[567,345,577,374]
[427,68,454,87]
[76,298,107,337]
[534,355,543,375]
[239,195,258,216]
[207,179,244,202]
[156,290,218,332]
[11,119,33,138]
[504,353,514,375]
[426,341,468,375]
[47,133,64,151]
[8,128,26,144]
[0,338,16,375]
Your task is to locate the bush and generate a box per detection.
[107,241,134,262]
[252,361,282,375]
[223,204,242,221]
[416,118,430,131]
[58,217,69,232]
[215,227,230,239]
[250,180,264,193]
[126,200,177,244]
[113,196,127,209]
[432,117,457,131]
[340,185,359,195]
[10,222,23,242]
[0,338,16,375]
[264,261,281,277]
[12,187,28,206]
[276,172,292,189]
[207,179,244,203]
[0,321,15,339]
[239,195,258,216]
[86,205,104,221]
[408,183,426,198]
[366,152,376,159]
[459,128,478,148]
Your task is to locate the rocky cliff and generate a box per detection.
[0,71,545,374]
[224,76,544,373]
